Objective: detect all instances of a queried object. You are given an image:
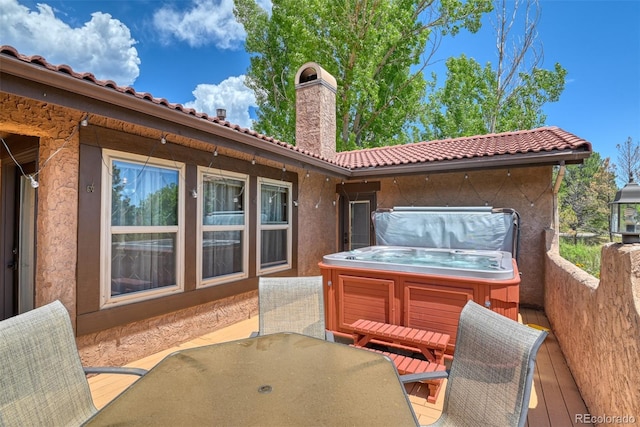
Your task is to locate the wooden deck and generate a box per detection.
[88,308,591,426]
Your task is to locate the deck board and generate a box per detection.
[521,308,592,427]
[88,309,591,425]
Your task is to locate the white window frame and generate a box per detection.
[257,178,293,275]
[197,167,249,287]
[100,149,185,308]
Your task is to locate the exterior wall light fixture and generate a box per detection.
[611,173,640,244]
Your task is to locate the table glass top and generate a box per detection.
[84,332,418,426]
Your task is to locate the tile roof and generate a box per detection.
[0,45,333,164]
[1,45,591,173]
[336,127,592,169]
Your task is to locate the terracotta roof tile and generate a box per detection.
[1,45,591,172]
[335,128,592,169]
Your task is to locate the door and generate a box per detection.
[1,134,38,320]
[16,174,37,313]
[340,192,376,251]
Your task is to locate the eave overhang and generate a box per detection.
[344,149,592,179]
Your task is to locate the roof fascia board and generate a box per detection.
[1,57,350,177]
[347,150,591,178]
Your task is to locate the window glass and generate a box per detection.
[112,161,179,227]
[260,184,289,224]
[111,233,177,296]
[258,180,291,273]
[199,170,248,286]
[202,231,244,278]
[260,229,288,268]
[202,175,245,225]
[102,151,184,307]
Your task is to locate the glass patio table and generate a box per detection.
[83,332,419,426]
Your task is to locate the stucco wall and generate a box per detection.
[0,94,81,320]
[77,291,257,366]
[1,94,338,366]
[375,167,553,307]
[545,242,640,423]
[296,173,339,275]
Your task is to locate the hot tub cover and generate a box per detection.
[372,207,519,257]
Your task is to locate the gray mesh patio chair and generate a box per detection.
[400,300,547,427]
[0,300,147,426]
[252,276,334,341]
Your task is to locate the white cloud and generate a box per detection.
[0,0,140,86]
[184,75,256,129]
[153,0,245,49]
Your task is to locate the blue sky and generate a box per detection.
[1,0,638,180]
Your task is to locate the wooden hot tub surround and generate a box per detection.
[320,260,520,355]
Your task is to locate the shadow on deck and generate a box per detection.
[88,308,591,426]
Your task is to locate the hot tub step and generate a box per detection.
[351,319,450,364]
[350,345,446,403]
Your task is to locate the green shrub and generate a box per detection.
[559,239,602,278]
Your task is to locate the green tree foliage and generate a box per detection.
[111,165,178,227]
[111,165,135,226]
[427,0,566,138]
[234,0,492,151]
[137,183,179,226]
[559,153,617,242]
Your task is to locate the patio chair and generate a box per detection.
[252,276,334,341]
[0,300,147,426]
[400,300,548,427]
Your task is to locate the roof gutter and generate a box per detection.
[345,150,590,178]
[0,54,351,177]
[553,162,566,195]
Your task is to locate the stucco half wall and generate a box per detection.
[545,242,640,420]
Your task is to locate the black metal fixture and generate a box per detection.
[611,173,640,243]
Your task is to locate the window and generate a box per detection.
[101,149,184,307]
[197,168,249,286]
[349,200,371,250]
[257,179,292,274]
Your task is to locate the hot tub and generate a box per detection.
[322,246,514,280]
[320,207,521,355]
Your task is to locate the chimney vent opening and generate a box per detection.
[299,67,318,84]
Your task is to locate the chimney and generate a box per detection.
[295,62,337,160]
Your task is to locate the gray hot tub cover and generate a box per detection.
[372,207,519,257]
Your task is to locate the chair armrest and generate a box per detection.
[84,366,148,377]
[399,370,449,383]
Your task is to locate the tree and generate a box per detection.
[111,165,136,226]
[590,157,619,241]
[234,0,493,151]
[137,183,179,226]
[559,153,617,242]
[427,0,566,138]
[616,136,640,186]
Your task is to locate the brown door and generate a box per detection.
[340,192,376,251]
